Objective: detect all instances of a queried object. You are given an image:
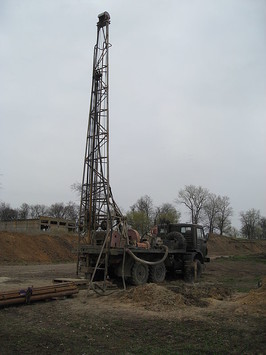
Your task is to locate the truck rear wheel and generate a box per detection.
[149,263,166,283]
[131,262,149,286]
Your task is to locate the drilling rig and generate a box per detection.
[77,12,209,290]
[77,12,129,287]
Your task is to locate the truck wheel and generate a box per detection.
[149,263,166,283]
[131,262,149,286]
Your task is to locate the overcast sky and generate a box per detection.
[1,0,265,228]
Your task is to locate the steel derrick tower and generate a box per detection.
[78,12,128,280]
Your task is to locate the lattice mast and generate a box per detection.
[78,12,128,257]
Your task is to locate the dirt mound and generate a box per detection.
[208,233,266,256]
[120,283,184,311]
[237,277,266,309]
[168,283,232,305]
[119,282,233,311]
[0,232,78,264]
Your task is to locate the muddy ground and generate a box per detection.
[0,253,266,354]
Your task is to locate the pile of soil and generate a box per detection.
[0,232,78,264]
[120,283,184,311]
[168,283,232,305]
[207,233,266,256]
[238,276,266,307]
[119,282,233,311]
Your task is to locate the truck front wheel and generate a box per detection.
[149,263,166,283]
[131,262,149,286]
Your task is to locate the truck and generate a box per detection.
[78,223,210,285]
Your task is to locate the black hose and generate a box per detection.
[126,245,169,266]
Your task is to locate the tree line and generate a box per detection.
[0,184,265,239]
[0,202,79,221]
[126,185,265,240]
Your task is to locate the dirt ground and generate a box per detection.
[0,233,266,354]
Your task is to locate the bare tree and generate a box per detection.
[228,226,239,238]
[47,202,78,220]
[18,203,30,219]
[0,202,18,220]
[240,209,261,239]
[30,204,48,218]
[0,201,79,222]
[259,217,266,239]
[215,196,233,235]
[48,203,66,219]
[64,201,79,221]
[71,182,82,198]
[177,185,209,224]
[202,193,220,233]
